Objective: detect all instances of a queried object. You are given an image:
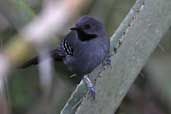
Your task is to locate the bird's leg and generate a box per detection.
[83,75,96,99]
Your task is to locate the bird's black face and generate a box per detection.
[70,16,105,41]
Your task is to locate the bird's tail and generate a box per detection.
[19,57,39,68]
[19,48,64,68]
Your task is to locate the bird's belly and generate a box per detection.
[63,52,105,75]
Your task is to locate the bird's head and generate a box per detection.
[70,16,105,41]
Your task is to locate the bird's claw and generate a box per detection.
[102,55,111,70]
[103,58,111,66]
[88,86,96,99]
[83,75,96,99]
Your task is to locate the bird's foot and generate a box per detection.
[102,54,112,69]
[83,75,96,99]
[88,85,96,99]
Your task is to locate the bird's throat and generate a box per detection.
[76,30,97,41]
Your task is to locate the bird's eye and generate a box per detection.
[84,24,91,29]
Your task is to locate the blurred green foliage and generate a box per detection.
[8,67,40,113]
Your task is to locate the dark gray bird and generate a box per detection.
[21,16,110,96]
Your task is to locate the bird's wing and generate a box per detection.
[61,31,77,56]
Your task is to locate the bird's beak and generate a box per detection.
[70,27,79,31]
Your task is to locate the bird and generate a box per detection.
[21,16,110,97]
